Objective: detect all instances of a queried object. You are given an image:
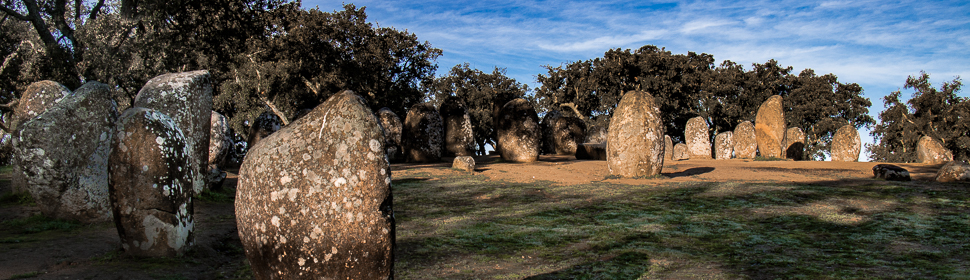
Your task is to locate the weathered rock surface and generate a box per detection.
[14,82,117,223]
[209,111,230,166]
[607,90,664,177]
[872,164,911,181]
[917,136,953,164]
[585,125,608,144]
[685,116,711,159]
[236,90,393,279]
[134,71,212,195]
[664,135,673,162]
[673,143,689,161]
[440,96,475,157]
[714,132,733,160]
[376,108,404,162]
[248,111,283,150]
[734,121,757,159]
[936,161,970,182]
[831,125,861,162]
[496,98,540,163]
[109,107,195,257]
[541,110,587,155]
[784,127,805,161]
[755,95,785,158]
[453,156,475,172]
[403,103,443,163]
[12,80,71,192]
[575,143,607,160]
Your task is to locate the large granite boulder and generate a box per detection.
[541,110,587,155]
[917,136,953,164]
[440,96,475,157]
[664,135,673,162]
[575,143,606,160]
[607,90,664,177]
[585,125,608,144]
[236,91,394,279]
[733,121,757,159]
[673,143,689,161]
[248,111,283,150]
[13,82,117,223]
[376,108,404,162]
[714,132,733,160]
[831,125,861,162]
[936,161,970,182]
[755,95,785,158]
[685,116,711,159]
[11,80,72,192]
[209,111,230,166]
[109,107,195,257]
[872,164,911,181]
[496,98,540,163]
[453,156,475,172]
[134,71,212,195]
[403,102,443,163]
[784,127,805,160]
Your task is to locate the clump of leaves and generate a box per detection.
[0,191,34,206]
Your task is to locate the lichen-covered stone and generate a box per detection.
[13,82,117,223]
[575,143,606,160]
[585,125,608,144]
[685,116,711,159]
[440,96,475,157]
[664,135,673,162]
[831,125,861,162]
[209,111,230,166]
[917,136,953,164]
[541,110,587,155]
[607,90,664,177]
[248,111,283,149]
[714,132,733,160]
[755,96,785,158]
[11,80,72,192]
[733,121,757,159]
[673,143,689,161]
[109,107,195,257]
[496,98,540,163]
[403,102,443,163]
[376,108,404,162]
[236,90,393,279]
[872,164,911,181]
[453,156,475,172]
[784,127,805,160]
[936,161,970,182]
[134,71,212,195]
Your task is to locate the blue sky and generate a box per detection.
[305,0,970,160]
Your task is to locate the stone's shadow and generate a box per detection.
[663,167,715,178]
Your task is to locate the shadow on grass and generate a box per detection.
[663,167,715,178]
[393,172,970,279]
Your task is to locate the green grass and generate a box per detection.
[393,172,970,279]
[0,191,34,206]
[195,187,236,203]
[7,271,40,279]
[753,156,787,161]
[1,214,81,234]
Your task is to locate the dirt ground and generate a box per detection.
[0,156,949,279]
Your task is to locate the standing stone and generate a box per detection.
[496,98,541,163]
[134,71,212,195]
[208,111,231,187]
[755,95,785,158]
[672,143,689,161]
[784,127,806,160]
[440,96,475,157]
[607,90,664,177]
[109,107,195,257]
[541,110,587,155]
[664,135,673,162]
[685,116,711,159]
[13,82,117,223]
[236,91,393,279]
[453,156,475,172]
[831,125,861,162]
[11,80,71,192]
[248,111,283,149]
[585,125,608,144]
[917,135,953,164]
[936,161,970,182]
[376,108,404,162]
[714,132,734,160]
[575,143,607,160]
[403,102,443,163]
[734,121,757,159]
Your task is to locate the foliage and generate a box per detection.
[869,72,968,162]
[427,63,529,155]
[0,190,34,206]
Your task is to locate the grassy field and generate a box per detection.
[393,168,970,279]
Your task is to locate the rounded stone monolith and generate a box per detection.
[734,121,757,159]
[917,136,953,164]
[11,80,72,192]
[496,98,540,163]
[673,143,689,161]
[714,132,734,160]
[755,95,785,158]
[831,125,861,162]
[376,108,404,162]
[403,103,443,163]
[784,127,805,160]
[440,96,475,157]
[541,110,587,155]
[607,90,664,177]
[685,116,711,159]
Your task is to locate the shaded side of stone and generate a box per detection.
[831,125,861,162]
[209,111,230,166]
[496,99,540,163]
[685,116,711,159]
[733,121,757,159]
[714,131,734,160]
[11,80,72,192]
[784,127,805,161]
[541,110,587,155]
[607,90,664,177]
[755,95,785,158]
[403,102,443,163]
[585,125,608,144]
[236,91,393,279]
[440,96,475,157]
[377,108,404,162]
[109,108,195,257]
[248,111,283,150]
[575,143,607,160]
[872,164,911,181]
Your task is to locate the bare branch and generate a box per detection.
[88,0,105,20]
[260,95,290,126]
[301,76,319,95]
[0,99,18,111]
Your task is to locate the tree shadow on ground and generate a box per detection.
[662,167,715,178]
